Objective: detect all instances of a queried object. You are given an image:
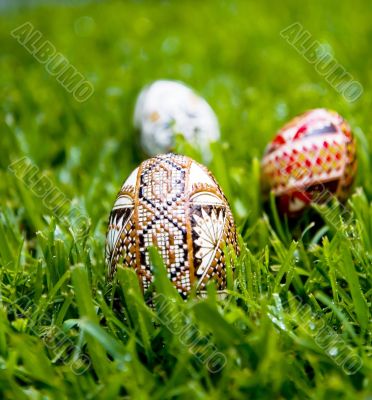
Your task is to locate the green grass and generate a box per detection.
[0,0,371,398]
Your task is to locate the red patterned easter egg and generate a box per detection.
[106,153,239,297]
[261,109,357,216]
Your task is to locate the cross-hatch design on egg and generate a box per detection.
[261,109,357,216]
[105,153,239,298]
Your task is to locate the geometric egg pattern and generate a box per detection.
[106,153,239,297]
[261,108,357,216]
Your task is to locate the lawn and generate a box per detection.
[0,0,371,399]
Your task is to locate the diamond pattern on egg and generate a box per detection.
[261,108,357,216]
[106,153,239,297]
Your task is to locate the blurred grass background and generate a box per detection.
[0,0,371,399]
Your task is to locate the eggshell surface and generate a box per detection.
[134,80,220,158]
[106,153,239,297]
[261,109,357,216]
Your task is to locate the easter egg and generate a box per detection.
[106,153,239,297]
[261,108,357,216]
[133,80,220,159]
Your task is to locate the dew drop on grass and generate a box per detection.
[328,347,339,357]
[267,313,286,331]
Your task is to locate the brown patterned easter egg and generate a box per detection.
[105,153,239,297]
[261,109,357,216]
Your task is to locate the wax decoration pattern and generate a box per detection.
[106,154,239,297]
[261,109,357,215]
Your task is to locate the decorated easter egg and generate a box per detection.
[133,80,220,159]
[106,153,238,297]
[261,109,357,216]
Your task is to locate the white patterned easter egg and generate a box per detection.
[134,80,220,159]
[105,153,238,297]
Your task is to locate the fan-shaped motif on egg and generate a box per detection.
[105,153,239,297]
